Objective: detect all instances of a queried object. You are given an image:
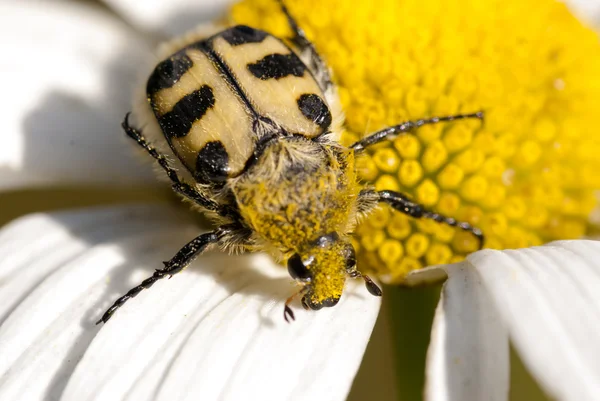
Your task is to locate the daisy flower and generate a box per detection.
[0,0,599,400]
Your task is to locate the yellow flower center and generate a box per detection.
[231,0,600,283]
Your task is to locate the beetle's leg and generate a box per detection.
[122,114,237,218]
[351,111,484,152]
[96,225,247,324]
[283,286,309,322]
[360,189,485,249]
[277,0,333,93]
[96,231,218,324]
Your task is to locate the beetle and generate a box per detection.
[96,0,484,324]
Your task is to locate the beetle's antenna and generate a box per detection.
[349,270,383,296]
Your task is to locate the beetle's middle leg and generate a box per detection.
[96,224,248,324]
[96,230,219,324]
[359,189,485,249]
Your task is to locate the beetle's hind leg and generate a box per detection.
[122,114,236,218]
[360,189,485,249]
[277,0,333,92]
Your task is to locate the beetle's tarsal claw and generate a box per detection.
[284,305,295,322]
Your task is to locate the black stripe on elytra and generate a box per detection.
[297,93,332,130]
[155,85,215,138]
[221,25,268,46]
[193,41,261,119]
[247,53,306,80]
[147,53,193,95]
[195,141,230,184]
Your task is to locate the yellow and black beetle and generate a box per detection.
[97,0,484,324]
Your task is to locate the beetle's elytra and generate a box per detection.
[97,0,484,325]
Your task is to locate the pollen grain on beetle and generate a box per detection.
[232,0,600,283]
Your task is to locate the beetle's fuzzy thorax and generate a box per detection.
[230,137,360,260]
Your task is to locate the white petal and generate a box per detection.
[0,205,188,399]
[563,0,600,27]
[425,263,509,401]
[0,206,381,401]
[468,241,600,401]
[102,0,234,36]
[404,265,448,286]
[0,2,157,190]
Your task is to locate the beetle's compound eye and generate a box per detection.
[343,244,357,272]
[287,253,312,282]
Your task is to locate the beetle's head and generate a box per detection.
[287,232,382,310]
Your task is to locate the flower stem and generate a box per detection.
[387,284,441,401]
